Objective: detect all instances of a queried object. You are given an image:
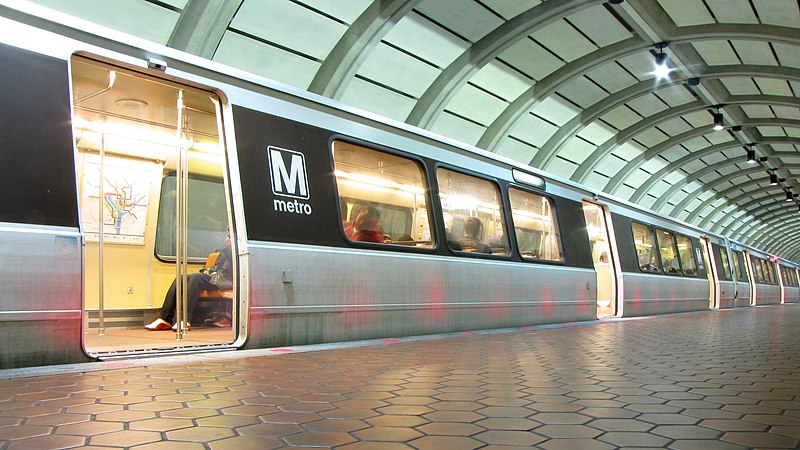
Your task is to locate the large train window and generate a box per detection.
[718,247,732,280]
[436,168,509,255]
[632,222,659,272]
[508,188,563,261]
[656,229,681,274]
[155,175,228,261]
[676,235,697,276]
[332,141,434,248]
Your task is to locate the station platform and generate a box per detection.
[1,305,799,450]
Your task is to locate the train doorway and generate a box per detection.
[582,202,619,317]
[700,237,719,309]
[71,55,238,357]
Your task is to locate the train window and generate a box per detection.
[436,168,509,255]
[718,247,732,280]
[781,266,792,286]
[632,222,659,272]
[332,141,434,247]
[767,261,776,284]
[508,188,563,262]
[754,258,765,284]
[155,175,229,261]
[733,251,746,283]
[656,229,681,274]
[676,235,697,276]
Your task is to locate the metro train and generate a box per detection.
[1,2,798,369]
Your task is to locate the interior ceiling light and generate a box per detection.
[653,43,671,80]
[746,147,756,164]
[712,107,724,131]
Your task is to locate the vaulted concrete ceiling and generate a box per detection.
[31,0,800,261]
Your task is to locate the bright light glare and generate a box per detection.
[334,170,424,195]
[653,63,672,80]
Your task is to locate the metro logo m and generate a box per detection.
[267,146,309,200]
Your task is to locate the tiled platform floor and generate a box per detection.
[1,305,800,449]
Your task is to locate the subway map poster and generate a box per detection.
[81,154,159,244]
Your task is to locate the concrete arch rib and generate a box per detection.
[477,23,800,155]
[477,36,645,151]
[637,134,800,212]
[659,166,765,216]
[724,187,800,237]
[308,0,420,99]
[695,181,777,229]
[620,95,800,205]
[168,0,244,58]
[405,0,596,128]
[766,224,800,260]
[652,161,800,213]
[672,23,800,46]
[730,208,800,251]
[601,66,800,193]
[757,224,800,258]
[743,220,787,254]
[635,141,750,207]
[604,127,710,195]
[695,177,796,229]
[546,99,702,176]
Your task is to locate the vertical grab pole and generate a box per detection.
[175,91,186,340]
[97,117,106,336]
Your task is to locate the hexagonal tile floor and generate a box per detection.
[1,305,799,449]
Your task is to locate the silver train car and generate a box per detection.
[1,3,798,369]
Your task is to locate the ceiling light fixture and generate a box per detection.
[653,42,670,80]
[786,191,794,202]
[746,144,756,164]
[770,171,779,185]
[712,106,724,131]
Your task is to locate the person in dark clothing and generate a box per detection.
[145,233,233,331]
[459,217,491,254]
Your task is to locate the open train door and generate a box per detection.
[582,202,621,318]
[700,237,720,309]
[72,54,239,357]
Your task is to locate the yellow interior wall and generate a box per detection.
[84,243,204,310]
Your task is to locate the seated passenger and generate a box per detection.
[459,217,491,254]
[351,206,384,243]
[343,201,368,239]
[447,231,462,251]
[145,230,233,331]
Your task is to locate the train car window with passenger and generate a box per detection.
[632,222,659,272]
[436,168,509,255]
[332,141,434,248]
[508,188,563,262]
[676,235,697,276]
[718,247,732,280]
[656,229,681,274]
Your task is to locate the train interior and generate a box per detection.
[70,55,236,356]
[582,202,616,317]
